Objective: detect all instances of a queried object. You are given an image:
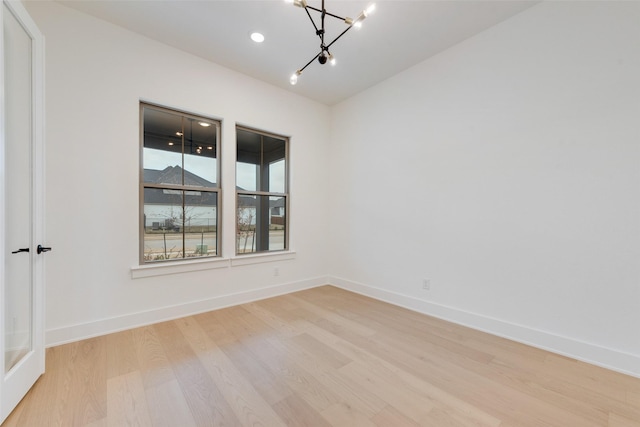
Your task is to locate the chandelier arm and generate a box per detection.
[326,24,354,50]
[306,5,346,21]
[304,7,321,36]
[299,51,322,73]
[320,3,326,46]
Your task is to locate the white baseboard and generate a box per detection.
[45,275,639,379]
[329,276,640,379]
[45,276,328,347]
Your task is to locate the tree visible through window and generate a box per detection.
[140,104,220,262]
[236,127,288,254]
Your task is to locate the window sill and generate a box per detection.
[131,251,297,278]
[131,257,230,279]
[231,251,296,267]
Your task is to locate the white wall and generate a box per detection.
[329,1,640,376]
[24,1,330,345]
[24,0,640,377]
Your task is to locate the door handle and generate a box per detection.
[11,248,29,254]
[37,245,51,254]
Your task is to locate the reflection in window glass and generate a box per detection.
[183,117,217,185]
[143,108,183,184]
[141,104,220,263]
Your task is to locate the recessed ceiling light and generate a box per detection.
[198,122,211,127]
[250,32,265,43]
[168,141,174,146]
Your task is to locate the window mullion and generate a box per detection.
[181,116,186,258]
[238,190,285,197]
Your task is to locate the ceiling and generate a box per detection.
[58,0,538,105]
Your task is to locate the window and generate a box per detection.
[140,104,220,263]
[236,127,288,254]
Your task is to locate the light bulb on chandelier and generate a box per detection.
[290,70,302,85]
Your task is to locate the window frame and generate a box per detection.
[139,102,221,264]
[235,125,290,256]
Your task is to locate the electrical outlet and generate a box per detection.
[274,267,280,277]
[422,278,431,290]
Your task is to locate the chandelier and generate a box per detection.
[287,0,376,85]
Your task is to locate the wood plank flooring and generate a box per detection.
[4,285,640,426]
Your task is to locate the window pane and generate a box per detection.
[263,136,286,193]
[237,194,256,254]
[236,128,286,193]
[143,187,184,261]
[184,190,218,257]
[269,159,285,193]
[237,129,260,191]
[236,194,286,253]
[237,162,257,192]
[143,188,218,261]
[143,108,183,185]
[183,117,217,187]
[268,196,286,250]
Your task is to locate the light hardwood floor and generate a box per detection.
[3,285,640,426]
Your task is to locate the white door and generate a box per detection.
[0,0,45,423]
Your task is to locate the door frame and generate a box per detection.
[0,0,45,423]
